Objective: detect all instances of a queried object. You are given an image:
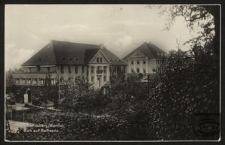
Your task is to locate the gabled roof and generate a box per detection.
[123,42,166,60]
[101,48,127,65]
[22,40,125,66]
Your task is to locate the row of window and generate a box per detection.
[90,76,107,82]
[23,67,56,73]
[61,66,85,74]
[15,75,108,85]
[61,57,78,61]
[15,78,56,85]
[131,68,146,73]
[60,66,108,74]
[91,66,107,73]
[156,59,165,64]
[96,57,103,63]
[130,59,166,65]
[131,60,146,65]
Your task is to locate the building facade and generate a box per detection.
[123,42,167,77]
[13,40,126,92]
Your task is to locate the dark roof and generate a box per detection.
[52,40,100,65]
[22,40,125,66]
[123,42,166,60]
[22,42,57,66]
[101,48,127,65]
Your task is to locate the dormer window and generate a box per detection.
[61,57,65,60]
[68,58,72,61]
[39,58,42,61]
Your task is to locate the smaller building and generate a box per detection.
[123,42,167,77]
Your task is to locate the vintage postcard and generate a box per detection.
[4,4,221,142]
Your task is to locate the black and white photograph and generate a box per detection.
[4,4,221,141]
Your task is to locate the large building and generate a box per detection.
[13,40,126,91]
[123,42,167,76]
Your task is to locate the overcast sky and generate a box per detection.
[5,4,204,71]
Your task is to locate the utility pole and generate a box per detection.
[59,77,61,101]
[147,74,150,95]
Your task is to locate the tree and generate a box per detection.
[144,5,220,140]
[6,69,17,94]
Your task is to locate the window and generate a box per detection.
[143,69,146,74]
[61,66,64,74]
[16,79,20,84]
[103,66,107,73]
[82,66,85,73]
[97,57,99,63]
[51,79,56,85]
[143,60,146,64]
[131,60,134,65]
[32,79,37,85]
[137,68,140,73]
[131,69,134,73]
[68,66,71,73]
[91,76,94,82]
[100,58,102,63]
[91,66,94,73]
[21,79,25,85]
[75,66,78,73]
[121,66,124,72]
[97,66,102,74]
[27,79,31,85]
[47,67,50,72]
[39,79,44,85]
[104,76,107,82]
[137,60,140,65]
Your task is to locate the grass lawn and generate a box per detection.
[6,106,57,123]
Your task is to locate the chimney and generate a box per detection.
[99,44,105,49]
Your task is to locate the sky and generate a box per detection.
[5,4,204,71]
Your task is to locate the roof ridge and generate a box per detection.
[52,40,100,48]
